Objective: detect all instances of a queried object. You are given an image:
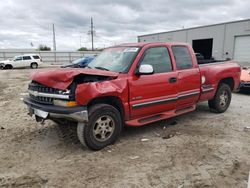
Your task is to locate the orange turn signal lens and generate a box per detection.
[66,101,78,107]
[54,100,78,107]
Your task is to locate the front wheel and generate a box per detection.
[5,64,13,69]
[208,83,232,113]
[77,104,122,150]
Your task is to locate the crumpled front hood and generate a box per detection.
[31,68,119,90]
[241,67,250,82]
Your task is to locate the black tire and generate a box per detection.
[5,64,13,69]
[208,83,232,113]
[31,62,38,69]
[77,104,122,150]
[57,121,79,144]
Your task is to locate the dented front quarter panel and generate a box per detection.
[76,75,130,120]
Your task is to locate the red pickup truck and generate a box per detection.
[24,42,241,150]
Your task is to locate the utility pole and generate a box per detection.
[90,18,94,51]
[87,17,95,51]
[52,23,56,51]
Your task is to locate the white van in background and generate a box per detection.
[0,54,43,69]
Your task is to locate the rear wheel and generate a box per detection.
[77,104,122,150]
[31,62,38,69]
[208,83,231,113]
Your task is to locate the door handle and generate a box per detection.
[169,77,177,83]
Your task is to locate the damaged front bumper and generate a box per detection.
[23,97,88,123]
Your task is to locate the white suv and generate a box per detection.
[0,54,43,69]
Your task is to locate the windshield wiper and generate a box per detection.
[94,66,109,71]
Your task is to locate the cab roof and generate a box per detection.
[115,42,189,48]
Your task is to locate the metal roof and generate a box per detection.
[138,18,250,38]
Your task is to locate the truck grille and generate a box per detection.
[29,94,54,104]
[29,81,61,94]
[28,81,69,105]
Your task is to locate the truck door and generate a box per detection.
[171,46,201,109]
[129,46,178,119]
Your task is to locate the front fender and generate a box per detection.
[75,78,128,105]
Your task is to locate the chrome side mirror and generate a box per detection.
[138,64,154,75]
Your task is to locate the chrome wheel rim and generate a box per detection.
[219,90,228,107]
[93,115,115,142]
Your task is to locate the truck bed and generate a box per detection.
[198,60,241,101]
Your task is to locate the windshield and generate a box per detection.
[88,47,139,73]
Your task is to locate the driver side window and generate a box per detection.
[140,47,172,73]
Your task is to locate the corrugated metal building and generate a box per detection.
[138,19,250,62]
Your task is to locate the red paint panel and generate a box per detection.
[199,61,241,101]
[129,72,178,119]
[76,78,127,104]
[176,68,201,108]
[75,75,130,119]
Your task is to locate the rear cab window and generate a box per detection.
[140,47,173,73]
[172,46,193,70]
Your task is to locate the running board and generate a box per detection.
[175,105,195,114]
[126,105,196,126]
[139,114,163,124]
